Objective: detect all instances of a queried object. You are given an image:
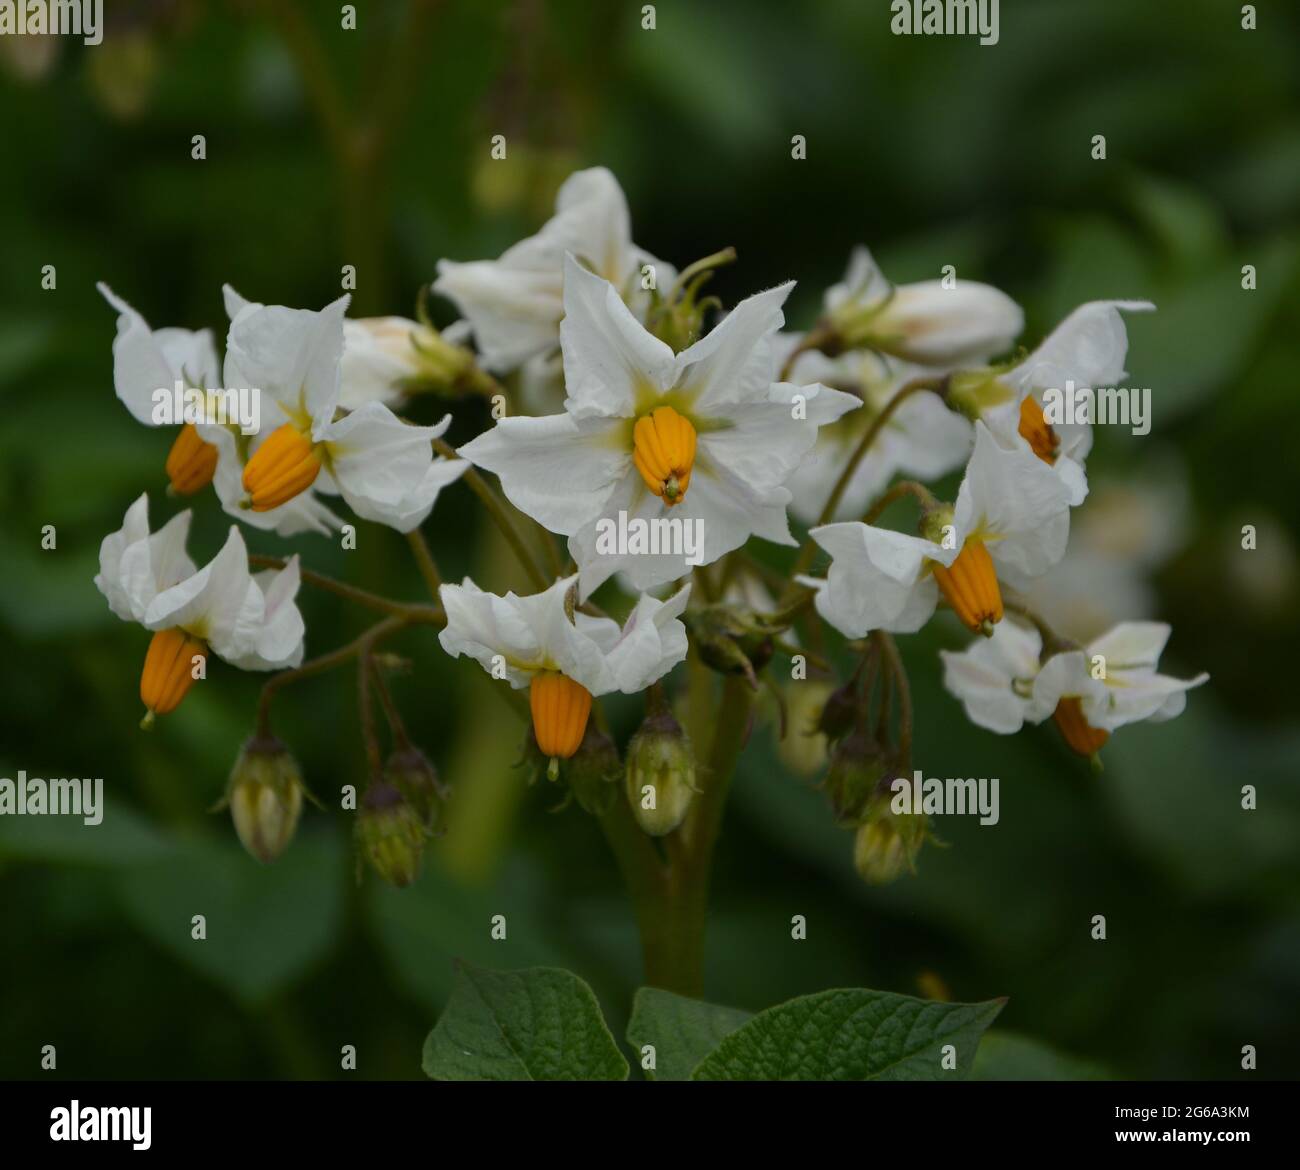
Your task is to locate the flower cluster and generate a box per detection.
[94,166,1207,885]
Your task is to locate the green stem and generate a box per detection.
[405,529,443,598]
[249,553,425,618]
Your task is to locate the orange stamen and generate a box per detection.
[140,628,207,721]
[1018,396,1059,464]
[633,406,697,506]
[529,672,593,760]
[932,539,1004,634]
[1052,696,1109,757]
[242,423,322,512]
[165,423,219,495]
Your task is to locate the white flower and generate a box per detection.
[825,246,1023,367]
[433,167,674,373]
[802,422,1071,636]
[94,496,306,723]
[779,339,972,524]
[339,316,486,409]
[438,574,690,760]
[973,300,1155,505]
[213,287,468,535]
[460,255,859,596]
[94,492,196,623]
[941,618,1207,755]
[98,283,221,424]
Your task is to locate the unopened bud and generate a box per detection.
[823,726,888,824]
[625,709,696,837]
[853,794,928,885]
[815,678,862,743]
[778,680,835,777]
[355,782,428,888]
[382,745,447,833]
[565,723,621,816]
[687,604,778,688]
[226,735,304,863]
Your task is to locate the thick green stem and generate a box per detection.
[620,675,755,996]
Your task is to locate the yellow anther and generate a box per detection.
[529,672,593,761]
[241,423,322,512]
[140,627,207,724]
[633,405,697,506]
[931,539,1004,634]
[165,423,219,496]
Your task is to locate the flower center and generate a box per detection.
[529,671,593,760]
[242,422,323,512]
[165,423,219,496]
[633,405,697,507]
[1052,696,1109,757]
[1018,396,1059,464]
[140,627,207,726]
[931,538,1004,634]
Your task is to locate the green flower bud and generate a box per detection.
[945,368,1013,420]
[778,680,836,777]
[625,709,696,837]
[853,795,928,885]
[823,726,888,824]
[564,723,622,817]
[226,735,304,864]
[687,604,779,687]
[355,782,428,888]
[382,745,447,833]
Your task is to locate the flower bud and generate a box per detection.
[226,735,304,864]
[815,678,862,743]
[777,680,836,777]
[853,799,928,886]
[355,782,428,888]
[687,604,778,687]
[382,744,448,833]
[564,723,622,817]
[625,709,696,837]
[823,726,888,824]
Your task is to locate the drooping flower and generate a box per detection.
[339,315,493,409]
[823,246,1023,368]
[211,287,468,535]
[779,339,972,524]
[98,283,224,498]
[434,167,674,373]
[802,423,1071,637]
[951,300,1155,505]
[94,494,305,725]
[460,255,859,595]
[941,618,1208,758]
[437,574,690,765]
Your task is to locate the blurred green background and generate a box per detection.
[2,0,1299,1080]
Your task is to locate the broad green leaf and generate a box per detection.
[114,830,344,1006]
[626,988,752,1081]
[972,1031,1109,1081]
[422,963,628,1081]
[691,988,1003,1081]
[0,790,176,868]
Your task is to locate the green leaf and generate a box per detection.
[114,831,344,1006]
[691,988,1003,1081]
[422,963,629,1081]
[972,1031,1109,1080]
[626,988,752,1081]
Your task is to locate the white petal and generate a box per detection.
[559,254,675,419]
[1027,650,1103,723]
[674,282,792,414]
[1087,621,1172,670]
[222,294,350,438]
[823,246,891,312]
[1004,300,1155,397]
[143,527,261,661]
[339,317,420,409]
[458,412,629,536]
[875,280,1023,366]
[229,557,306,671]
[97,284,219,425]
[95,494,196,622]
[957,423,1071,576]
[321,404,451,532]
[603,584,692,693]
